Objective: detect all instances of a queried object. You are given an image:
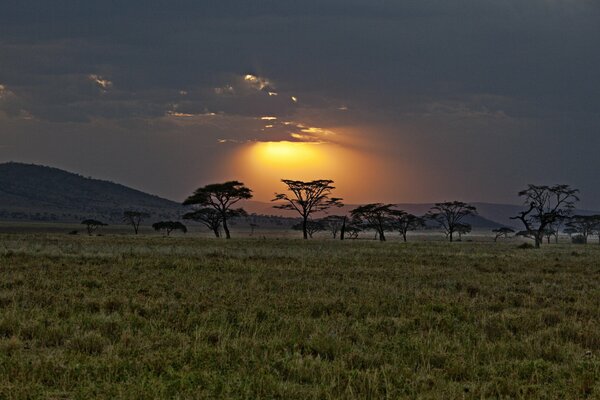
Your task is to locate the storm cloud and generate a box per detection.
[0,1,599,205]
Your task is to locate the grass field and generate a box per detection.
[0,234,599,399]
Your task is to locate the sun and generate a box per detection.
[252,141,321,168]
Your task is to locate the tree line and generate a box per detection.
[81,180,597,248]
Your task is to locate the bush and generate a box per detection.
[571,235,587,245]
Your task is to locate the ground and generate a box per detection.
[0,234,598,399]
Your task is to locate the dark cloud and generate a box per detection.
[0,1,599,205]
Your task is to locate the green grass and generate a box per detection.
[0,234,599,398]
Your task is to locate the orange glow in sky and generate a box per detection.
[230,138,395,202]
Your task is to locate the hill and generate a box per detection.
[0,162,183,223]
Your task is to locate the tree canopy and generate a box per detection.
[273,179,342,239]
[122,211,150,235]
[511,184,579,248]
[426,201,477,242]
[81,219,107,236]
[152,221,187,236]
[183,181,252,239]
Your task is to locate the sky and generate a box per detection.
[0,1,599,206]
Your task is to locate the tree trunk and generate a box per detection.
[340,217,346,241]
[222,217,231,239]
[302,216,308,239]
[379,229,386,242]
[213,228,220,238]
[402,232,407,242]
[449,231,453,242]
[534,235,541,248]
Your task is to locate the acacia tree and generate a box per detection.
[565,215,600,244]
[320,215,346,239]
[123,211,150,235]
[81,219,107,236]
[392,211,425,242]
[492,227,515,242]
[292,220,325,238]
[182,208,223,238]
[426,201,477,242]
[273,179,342,239]
[510,184,579,248]
[183,181,252,239]
[455,223,472,241]
[152,221,187,236]
[350,203,399,242]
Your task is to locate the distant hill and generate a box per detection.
[0,162,183,223]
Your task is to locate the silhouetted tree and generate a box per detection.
[81,219,107,236]
[320,215,346,239]
[273,179,343,239]
[183,181,253,239]
[182,208,223,238]
[350,203,399,242]
[123,211,150,235]
[510,184,579,248]
[565,215,600,244]
[152,221,187,236]
[344,224,361,239]
[492,227,515,242]
[563,227,579,238]
[292,220,325,238]
[249,223,259,236]
[426,201,477,242]
[392,211,425,242]
[455,223,471,241]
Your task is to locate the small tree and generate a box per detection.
[392,212,425,242]
[511,184,579,248]
[123,211,150,235]
[182,208,223,238]
[492,227,515,242]
[565,215,600,244]
[81,219,107,236]
[426,201,477,242]
[455,223,471,241]
[344,224,361,239]
[152,221,187,236]
[183,181,253,239]
[320,215,346,239]
[350,203,398,242]
[249,223,259,236]
[273,179,343,239]
[292,220,325,238]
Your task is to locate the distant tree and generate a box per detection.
[249,223,259,236]
[565,215,600,244]
[350,203,399,242]
[81,219,107,236]
[123,211,150,235]
[510,184,579,248]
[292,220,325,238]
[182,208,223,238]
[152,221,187,236]
[273,179,343,239]
[426,201,477,242]
[455,223,471,241]
[392,211,425,242]
[492,227,515,242]
[320,215,346,239]
[563,227,579,238]
[183,181,253,239]
[344,224,361,239]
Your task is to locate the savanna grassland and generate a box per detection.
[0,234,599,399]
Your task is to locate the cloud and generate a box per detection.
[88,74,113,91]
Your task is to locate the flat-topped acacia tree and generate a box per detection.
[183,181,252,239]
[426,201,477,242]
[273,179,343,239]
